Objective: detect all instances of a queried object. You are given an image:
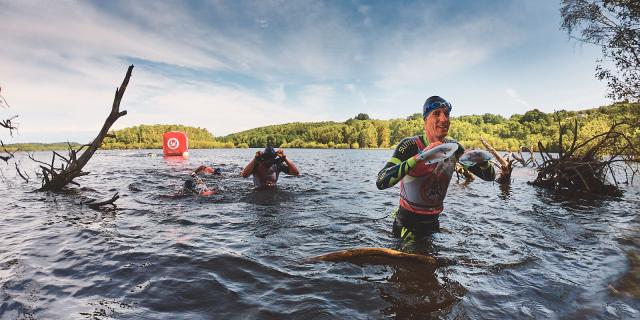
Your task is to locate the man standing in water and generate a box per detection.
[376,96,499,242]
[241,146,299,188]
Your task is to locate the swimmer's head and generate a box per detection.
[259,146,277,162]
[184,179,196,190]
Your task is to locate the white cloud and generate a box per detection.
[373,16,517,91]
[0,1,610,142]
[505,88,531,107]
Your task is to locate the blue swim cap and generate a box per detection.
[214,168,222,174]
[423,96,452,119]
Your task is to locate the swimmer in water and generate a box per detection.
[184,173,217,196]
[241,146,299,189]
[193,165,223,175]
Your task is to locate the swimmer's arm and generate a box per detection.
[241,151,261,178]
[376,138,419,190]
[453,142,495,181]
[282,157,299,176]
[463,161,496,181]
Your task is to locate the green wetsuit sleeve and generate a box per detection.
[376,137,420,190]
[463,160,496,181]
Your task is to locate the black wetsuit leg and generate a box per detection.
[393,207,440,240]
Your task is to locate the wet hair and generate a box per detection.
[184,179,196,190]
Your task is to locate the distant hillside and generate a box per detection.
[101,124,233,149]
[222,103,639,152]
[2,142,82,152]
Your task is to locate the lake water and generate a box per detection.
[1,149,639,319]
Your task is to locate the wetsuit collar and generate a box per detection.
[421,135,429,148]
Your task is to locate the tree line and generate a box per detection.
[6,103,638,153]
[101,124,234,149]
[222,103,639,153]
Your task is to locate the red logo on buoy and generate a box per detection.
[167,137,180,150]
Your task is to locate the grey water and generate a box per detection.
[1,149,639,319]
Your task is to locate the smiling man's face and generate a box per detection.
[424,108,450,142]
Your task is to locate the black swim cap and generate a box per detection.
[184,179,196,190]
[263,146,277,159]
[423,96,452,119]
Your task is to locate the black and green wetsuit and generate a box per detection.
[377,135,495,238]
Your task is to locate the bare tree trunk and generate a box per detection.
[36,65,133,191]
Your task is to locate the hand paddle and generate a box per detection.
[417,142,459,164]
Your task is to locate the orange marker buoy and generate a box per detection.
[163,131,188,157]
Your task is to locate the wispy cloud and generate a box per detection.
[505,88,531,107]
[0,0,608,142]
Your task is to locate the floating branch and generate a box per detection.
[36,65,133,192]
[307,247,437,266]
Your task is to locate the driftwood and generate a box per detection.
[308,247,437,266]
[35,65,133,192]
[480,137,514,184]
[81,192,120,210]
[529,117,639,195]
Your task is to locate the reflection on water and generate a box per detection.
[1,149,639,319]
[380,263,466,319]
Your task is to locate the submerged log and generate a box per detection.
[36,65,133,192]
[308,247,437,266]
[82,192,120,210]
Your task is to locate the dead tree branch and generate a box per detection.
[37,65,133,192]
[480,137,514,184]
[529,115,639,196]
[1,141,17,163]
[15,162,28,182]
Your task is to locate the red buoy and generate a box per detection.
[163,131,189,157]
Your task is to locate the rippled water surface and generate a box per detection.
[1,149,639,319]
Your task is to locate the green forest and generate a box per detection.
[100,124,234,149]
[8,103,638,153]
[222,103,639,152]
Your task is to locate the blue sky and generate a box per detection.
[0,0,608,143]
